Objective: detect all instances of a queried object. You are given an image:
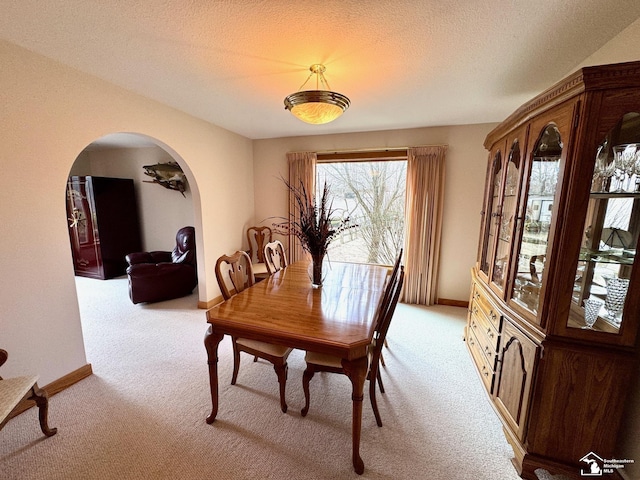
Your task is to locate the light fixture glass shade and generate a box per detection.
[284,64,350,125]
[285,90,350,124]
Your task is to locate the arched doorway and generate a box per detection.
[65,132,203,313]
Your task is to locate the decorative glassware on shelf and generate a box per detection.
[569,114,639,334]
[505,163,518,196]
[592,140,615,192]
[500,215,513,241]
[612,143,640,192]
[582,298,603,329]
[604,276,630,326]
[633,146,640,192]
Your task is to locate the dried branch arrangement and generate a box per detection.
[272,179,357,257]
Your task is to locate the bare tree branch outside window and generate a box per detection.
[316,160,407,265]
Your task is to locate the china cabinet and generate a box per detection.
[66,176,142,279]
[466,61,640,479]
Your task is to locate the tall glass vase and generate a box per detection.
[310,253,325,288]
[604,276,629,326]
[582,298,603,329]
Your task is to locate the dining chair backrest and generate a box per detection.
[375,249,403,331]
[215,251,255,301]
[264,240,288,275]
[390,249,403,285]
[372,266,404,358]
[386,248,403,297]
[246,226,272,264]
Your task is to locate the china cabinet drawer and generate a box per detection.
[469,302,500,353]
[467,327,495,392]
[470,320,497,370]
[471,286,502,332]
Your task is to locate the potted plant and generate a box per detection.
[273,179,356,286]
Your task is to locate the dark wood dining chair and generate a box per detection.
[263,240,288,275]
[246,226,272,281]
[380,249,403,366]
[301,266,404,427]
[215,250,292,413]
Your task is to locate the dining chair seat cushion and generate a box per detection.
[305,342,374,369]
[252,262,268,276]
[304,351,343,368]
[236,338,292,358]
[0,375,39,422]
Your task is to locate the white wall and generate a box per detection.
[253,123,495,303]
[0,40,254,384]
[71,146,195,251]
[576,16,640,69]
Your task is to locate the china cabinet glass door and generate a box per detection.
[568,112,640,334]
[491,140,522,293]
[480,150,503,278]
[511,124,563,315]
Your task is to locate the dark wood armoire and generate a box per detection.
[66,176,142,279]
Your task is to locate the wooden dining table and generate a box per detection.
[204,260,389,474]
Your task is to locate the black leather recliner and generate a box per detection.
[125,226,197,304]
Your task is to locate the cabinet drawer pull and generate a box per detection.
[487,329,494,338]
[490,311,497,322]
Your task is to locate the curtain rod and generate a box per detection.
[314,146,408,155]
[289,144,448,156]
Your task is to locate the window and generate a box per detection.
[316,156,407,265]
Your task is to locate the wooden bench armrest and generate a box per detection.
[0,349,7,371]
[0,375,39,423]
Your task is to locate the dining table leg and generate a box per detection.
[342,355,369,475]
[204,325,225,424]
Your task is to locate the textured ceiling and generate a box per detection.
[2,0,640,140]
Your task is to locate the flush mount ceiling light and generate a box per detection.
[284,64,350,125]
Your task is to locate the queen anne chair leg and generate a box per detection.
[301,367,316,417]
[231,339,241,385]
[369,372,383,427]
[368,354,386,427]
[274,363,289,413]
[377,369,385,394]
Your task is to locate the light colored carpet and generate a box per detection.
[0,276,556,479]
